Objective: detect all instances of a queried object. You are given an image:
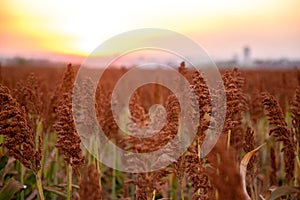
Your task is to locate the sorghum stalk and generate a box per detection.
[36,172,45,200]
[67,161,72,200]
[0,84,44,199]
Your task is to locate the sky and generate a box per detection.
[0,0,300,64]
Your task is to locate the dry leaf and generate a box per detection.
[268,186,300,200]
[240,143,266,200]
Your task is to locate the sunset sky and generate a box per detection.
[0,0,299,64]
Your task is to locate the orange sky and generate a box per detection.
[0,0,300,63]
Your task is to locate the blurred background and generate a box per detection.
[0,0,299,68]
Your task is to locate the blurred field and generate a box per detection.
[0,63,299,200]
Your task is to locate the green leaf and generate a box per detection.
[24,172,36,185]
[268,186,300,200]
[0,156,8,171]
[0,178,24,200]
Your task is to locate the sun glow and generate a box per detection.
[0,0,299,61]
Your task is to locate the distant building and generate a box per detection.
[243,46,252,66]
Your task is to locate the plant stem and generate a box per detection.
[180,184,184,200]
[96,160,102,192]
[227,130,231,148]
[35,172,45,200]
[112,168,116,199]
[51,149,59,200]
[54,149,59,186]
[0,135,3,155]
[169,173,173,199]
[197,138,201,196]
[18,161,25,200]
[67,164,72,200]
[152,189,156,200]
[112,140,117,200]
[131,174,135,199]
[295,143,300,186]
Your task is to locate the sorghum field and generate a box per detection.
[0,62,299,200]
